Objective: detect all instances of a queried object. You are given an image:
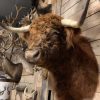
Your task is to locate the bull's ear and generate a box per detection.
[64,27,81,48]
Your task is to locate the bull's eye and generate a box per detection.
[51,30,61,41]
[50,29,60,35]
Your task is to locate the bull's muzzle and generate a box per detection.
[25,49,41,63]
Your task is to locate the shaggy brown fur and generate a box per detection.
[24,13,99,100]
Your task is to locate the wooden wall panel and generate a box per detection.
[61,0,98,18]
[61,0,80,14]
[96,74,100,93]
[91,40,100,56]
[93,93,100,100]
[95,56,100,72]
[81,12,100,31]
[62,0,69,6]
[51,0,57,13]
[73,93,100,100]
[56,0,62,15]
[20,75,34,84]
[82,24,100,40]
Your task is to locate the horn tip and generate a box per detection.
[61,19,80,28]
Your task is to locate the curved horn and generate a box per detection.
[61,0,90,28]
[0,22,30,32]
[61,19,79,28]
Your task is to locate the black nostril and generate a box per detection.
[33,50,40,58]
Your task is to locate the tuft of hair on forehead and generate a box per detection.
[30,13,63,32]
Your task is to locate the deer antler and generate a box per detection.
[3,5,24,25]
[11,5,24,25]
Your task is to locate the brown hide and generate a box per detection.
[24,13,99,100]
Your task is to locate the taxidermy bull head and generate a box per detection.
[0,0,99,100]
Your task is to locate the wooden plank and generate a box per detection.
[52,0,57,14]
[91,40,100,56]
[33,71,43,89]
[51,91,55,100]
[32,71,43,100]
[61,0,90,14]
[56,0,62,15]
[51,0,57,4]
[91,40,100,72]
[87,0,100,17]
[10,90,16,100]
[22,68,34,76]
[82,12,100,31]
[93,93,100,100]
[95,56,100,72]
[62,0,80,15]
[82,24,100,40]
[62,0,69,6]
[52,0,57,13]
[47,0,52,4]
[61,0,95,17]
[61,0,100,21]
[96,56,100,66]
[20,75,34,83]
[41,80,48,100]
[96,73,100,93]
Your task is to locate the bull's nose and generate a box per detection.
[25,49,41,63]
